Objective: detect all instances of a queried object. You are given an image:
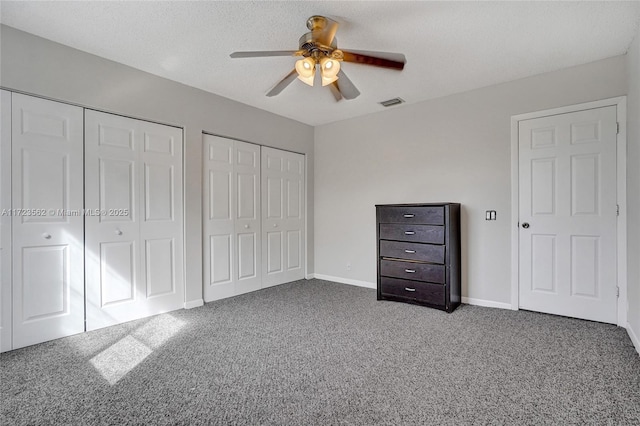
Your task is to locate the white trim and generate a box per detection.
[510,96,628,327]
[462,297,512,310]
[305,274,315,280]
[184,299,204,309]
[627,323,640,356]
[312,274,376,289]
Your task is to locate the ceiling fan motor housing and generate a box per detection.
[299,32,337,55]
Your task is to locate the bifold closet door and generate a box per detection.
[203,135,261,302]
[85,110,184,331]
[0,90,12,352]
[261,147,305,287]
[11,93,85,349]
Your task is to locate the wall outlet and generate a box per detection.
[485,210,497,220]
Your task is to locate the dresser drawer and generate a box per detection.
[380,259,445,284]
[379,223,444,244]
[379,240,445,264]
[380,277,445,306]
[377,206,444,225]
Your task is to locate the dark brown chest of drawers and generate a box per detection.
[376,203,461,312]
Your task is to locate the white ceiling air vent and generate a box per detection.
[379,97,404,107]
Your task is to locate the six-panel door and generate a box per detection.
[518,106,618,324]
[261,147,305,288]
[85,110,184,331]
[203,135,261,302]
[10,93,85,349]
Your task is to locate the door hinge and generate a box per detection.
[616,287,620,297]
[616,122,620,134]
[617,204,620,216]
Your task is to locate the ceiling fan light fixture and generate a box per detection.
[295,57,316,86]
[320,57,340,86]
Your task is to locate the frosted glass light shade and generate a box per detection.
[295,57,316,86]
[320,57,340,86]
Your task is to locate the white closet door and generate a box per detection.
[234,141,262,294]
[85,110,184,331]
[11,93,85,349]
[0,90,12,352]
[203,135,261,302]
[261,147,305,287]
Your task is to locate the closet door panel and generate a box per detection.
[261,147,305,287]
[85,111,140,330]
[139,120,183,310]
[85,111,183,330]
[203,135,235,301]
[1,90,11,352]
[203,136,261,301]
[11,93,84,349]
[234,141,261,293]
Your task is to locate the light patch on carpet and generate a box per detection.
[90,335,152,385]
[89,315,185,385]
[132,314,185,349]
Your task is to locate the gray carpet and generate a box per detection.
[1,279,639,425]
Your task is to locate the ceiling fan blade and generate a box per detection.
[230,50,298,58]
[266,69,298,97]
[329,82,343,101]
[336,70,360,100]
[317,18,339,46]
[341,49,406,70]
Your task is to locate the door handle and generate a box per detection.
[404,249,416,254]
[522,223,530,229]
[244,224,250,229]
[273,223,278,228]
[43,233,52,240]
[115,229,123,236]
[405,269,416,273]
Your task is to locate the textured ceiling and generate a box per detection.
[1,1,639,126]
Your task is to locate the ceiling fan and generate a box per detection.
[230,15,406,101]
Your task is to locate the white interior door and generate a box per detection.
[518,106,618,324]
[11,93,85,348]
[261,147,305,288]
[85,110,184,331]
[0,90,12,352]
[203,135,261,302]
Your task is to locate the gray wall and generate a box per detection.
[314,55,627,306]
[0,25,315,305]
[626,25,640,343]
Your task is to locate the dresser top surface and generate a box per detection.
[375,203,459,207]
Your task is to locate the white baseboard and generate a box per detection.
[305,274,315,280]
[184,299,204,309]
[310,275,513,309]
[312,274,376,289]
[627,322,640,356]
[461,297,512,310]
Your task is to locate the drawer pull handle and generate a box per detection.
[405,269,416,273]
[403,214,414,218]
[404,249,416,254]
[404,231,415,235]
[405,287,416,292]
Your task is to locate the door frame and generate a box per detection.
[510,96,627,326]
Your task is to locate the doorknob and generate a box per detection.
[522,222,530,229]
[115,229,123,236]
[244,224,249,229]
[273,224,278,228]
[43,233,52,240]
